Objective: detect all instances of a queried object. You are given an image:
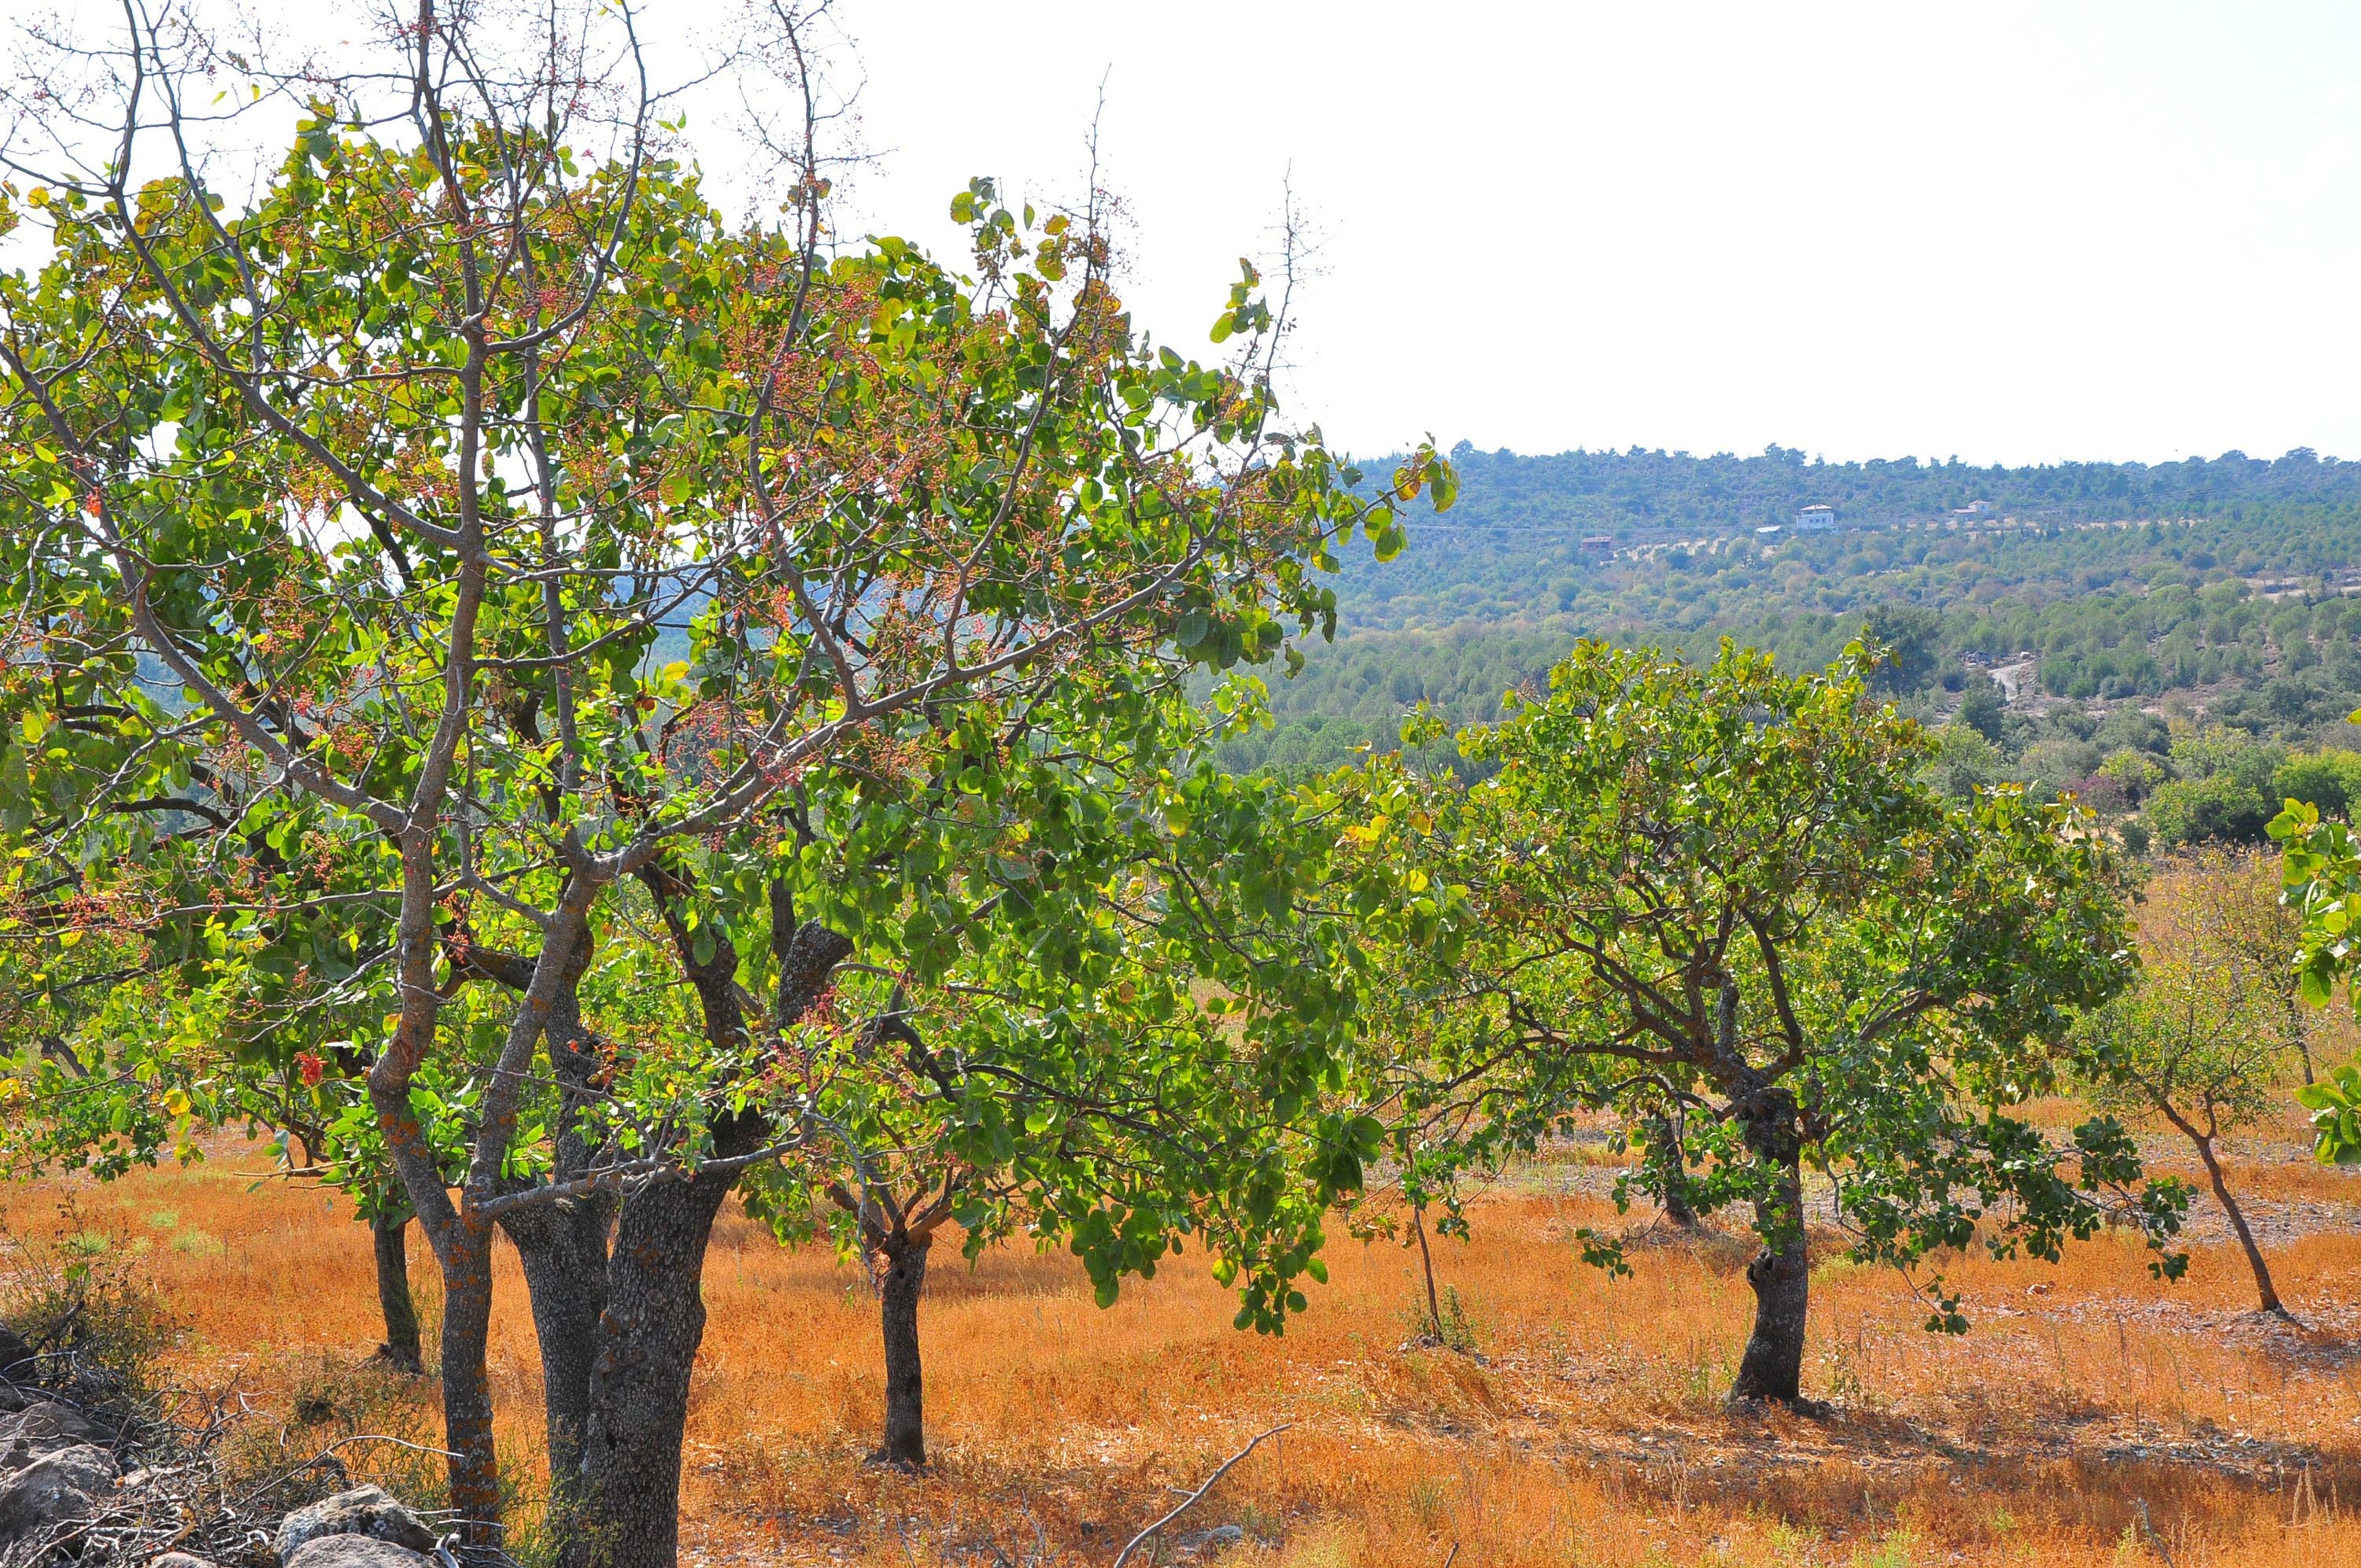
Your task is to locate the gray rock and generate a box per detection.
[283,1539,435,1568]
[1178,1524,1247,1555]
[275,1487,438,1564]
[0,1442,116,1548]
[0,1404,109,1463]
[150,1554,221,1568]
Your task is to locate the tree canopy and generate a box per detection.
[1325,640,2185,1403]
[0,4,1452,1560]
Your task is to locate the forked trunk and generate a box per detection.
[875,1233,931,1467]
[371,1212,423,1374]
[1731,1149,1809,1404]
[575,911,852,1568]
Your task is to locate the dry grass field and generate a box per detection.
[3,1100,2357,1568]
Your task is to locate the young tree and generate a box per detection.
[2168,847,2312,1079]
[732,699,1394,1470]
[2074,854,2297,1316]
[1341,641,2185,1405]
[0,6,1447,1561]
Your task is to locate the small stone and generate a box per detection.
[151,1553,222,1568]
[1177,1524,1247,1554]
[276,1486,438,1564]
[284,1539,436,1568]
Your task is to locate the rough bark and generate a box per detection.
[371,1213,423,1374]
[578,1153,743,1568]
[435,1223,504,1551]
[1730,1084,1810,1404]
[1731,1152,1810,1403]
[481,938,612,1563]
[874,1232,931,1467]
[577,905,852,1568]
[503,1196,611,1562]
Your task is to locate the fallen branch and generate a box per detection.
[1109,1422,1291,1568]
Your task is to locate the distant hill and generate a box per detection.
[1214,446,2361,777]
[1411,442,2361,533]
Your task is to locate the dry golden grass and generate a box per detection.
[5,1139,2359,1568]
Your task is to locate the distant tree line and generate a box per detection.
[1409,441,2361,540]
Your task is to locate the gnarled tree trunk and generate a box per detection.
[504,1196,611,1563]
[1731,1157,1809,1402]
[1730,1084,1811,1404]
[874,1232,931,1467]
[486,943,612,1567]
[575,901,852,1568]
[371,1212,423,1374]
[578,1157,744,1568]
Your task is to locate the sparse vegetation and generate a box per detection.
[1,1108,2353,1567]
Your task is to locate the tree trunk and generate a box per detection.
[502,1197,611,1565]
[495,955,611,1568]
[1646,1113,1700,1228]
[578,1160,741,1568]
[1731,1149,1810,1404]
[1412,1204,1444,1341]
[437,1223,504,1555]
[2193,1131,2285,1315]
[2290,998,2315,1086]
[371,1212,423,1374]
[575,910,852,1568]
[874,1232,930,1468]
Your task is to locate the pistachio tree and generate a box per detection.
[2073,854,2298,1316]
[1334,642,2185,1404]
[0,4,1447,1559]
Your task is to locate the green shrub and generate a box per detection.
[2147,773,2274,847]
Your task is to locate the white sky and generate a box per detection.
[809,1,2361,469]
[23,1,2361,467]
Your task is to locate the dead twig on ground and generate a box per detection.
[1109,1424,1291,1568]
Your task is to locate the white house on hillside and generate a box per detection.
[1794,504,1837,532]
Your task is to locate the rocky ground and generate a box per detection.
[2,1319,449,1568]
